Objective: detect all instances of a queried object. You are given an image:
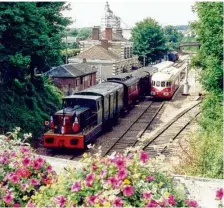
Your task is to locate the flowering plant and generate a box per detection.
[216,188,223,208]
[0,129,57,207]
[32,147,198,207]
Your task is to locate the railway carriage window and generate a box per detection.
[156,81,160,87]
[161,81,165,87]
[166,82,171,87]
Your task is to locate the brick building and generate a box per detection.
[45,63,97,95]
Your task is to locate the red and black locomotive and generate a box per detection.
[44,69,156,149]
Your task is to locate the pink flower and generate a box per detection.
[113,197,123,207]
[22,157,31,166]
[32,161,41,170]
[168,195,177,206]
[13,203,20,207]
[0,156,9,164]
[122,185,134,197]
[16,168,31,178]
[20,183,29,192]
[35,157,45,165]
[115,157,126,170]
[140,151,149,163]
[27,200,36,208]
[55,195,66,207]
[30,178,40,186]
[185,200,198,207]
[71,181,81,192]
[108,176,118,188]
[46,165,52,172]
[142,192,151,199]
[88,195,96,205]
[117,169,127,180]
[9,174,20,184]
[3,192,14,205]
[91,162,98,171]
[216,188,223,200]
[100,170,107,178]
[85,173,95,186]
[10,151,17,158]
[146,200,158,207]
[20,146,29,154]
[146,175,155,182]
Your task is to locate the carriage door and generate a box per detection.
[109,93,114,119]
[115,91,118,117]
[97,100,103,125]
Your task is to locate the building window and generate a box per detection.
[80,77,83,85]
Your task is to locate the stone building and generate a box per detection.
[45,63,97,95]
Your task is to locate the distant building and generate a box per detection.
[101,1,121,32]
[45,63,97,95]
[69,2,141,82]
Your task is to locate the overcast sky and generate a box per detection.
[62,0,198,28]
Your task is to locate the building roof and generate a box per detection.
[45,63,97,78]
[77,45,120,60]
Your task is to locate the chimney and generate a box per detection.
[105,27,112,41]
[116,28,123,37]
[101,39,108,50]
[92,26,100,40]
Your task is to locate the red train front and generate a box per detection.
[151,66,183,99]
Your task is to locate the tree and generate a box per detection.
[70,28,78,37]
[131,18,166,64]
[163,25,183,50]
[77,28,91,40]
[191,2,223,93]
[0,2,71,82]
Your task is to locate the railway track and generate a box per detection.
[140,101,201,158]
[101,101,165,156]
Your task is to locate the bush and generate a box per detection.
[31,147,198,207]
[172,93,223,179]
[0,129,57,207]
[0,77,62,138]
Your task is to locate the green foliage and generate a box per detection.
[163,26,183,50]
[0,2,71,82]
[0,77,62,137]
[77,28,91,40]
[131,18,167,63]
[177,2,223,179]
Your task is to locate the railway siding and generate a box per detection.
[141,101,201,157]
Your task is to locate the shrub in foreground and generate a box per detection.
[0,130,57,207]
[31,148,198,207]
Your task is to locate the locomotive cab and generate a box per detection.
[44,95,102,148]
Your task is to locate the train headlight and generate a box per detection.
[163,92,169,96]
[151,91,156,95]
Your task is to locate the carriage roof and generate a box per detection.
[152,66,182,82]
[154,61,174,72]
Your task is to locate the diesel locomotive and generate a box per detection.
[43,61,179,149]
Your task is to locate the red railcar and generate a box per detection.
[107,73,140,108]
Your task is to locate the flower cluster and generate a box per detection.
[0,138,57,207]
[32,150,198,207]
[216,188,223,208]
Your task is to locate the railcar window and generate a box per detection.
[156,81,160,87]
[161,81,165,87]
[166,82,171,87]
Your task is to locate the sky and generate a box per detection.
[62,0,198,28]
